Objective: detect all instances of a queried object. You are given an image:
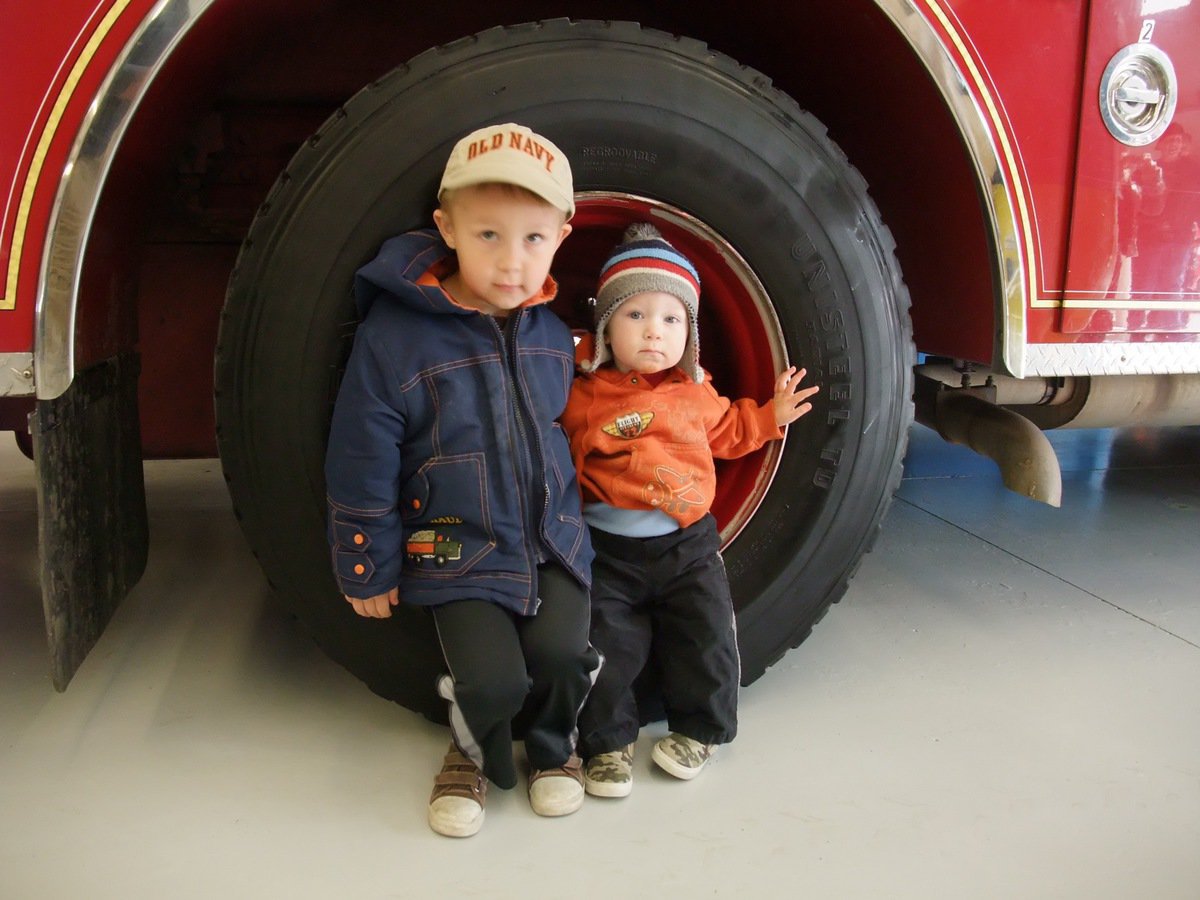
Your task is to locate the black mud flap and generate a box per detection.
[29,353,148,690]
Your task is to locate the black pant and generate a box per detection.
[431,562,599,789]
[578,515,739,758]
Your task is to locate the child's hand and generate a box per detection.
[773,366,820,427]
[345,587,399,618]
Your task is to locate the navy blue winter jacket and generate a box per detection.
[325,229,593,615]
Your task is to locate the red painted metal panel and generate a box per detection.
[1062,0,1200,335]
[942,0,1088,303]
[0,0,154,352]
[907,1,1094,351]
[914,1,1200,349]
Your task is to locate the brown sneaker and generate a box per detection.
[584,744,635,798]
[528,754,585,817]
[428,744,487,837]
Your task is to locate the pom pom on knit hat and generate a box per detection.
[584,223,704,383]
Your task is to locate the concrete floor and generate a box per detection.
[1,424,1198,898]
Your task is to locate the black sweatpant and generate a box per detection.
[578,514,739,759]
[431,562,600,789]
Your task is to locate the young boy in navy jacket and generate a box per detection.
[561,224,819,796]
[325,123,598,837]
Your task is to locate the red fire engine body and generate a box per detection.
[2,1,1197,715]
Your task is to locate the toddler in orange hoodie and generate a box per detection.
[560,223,819,796]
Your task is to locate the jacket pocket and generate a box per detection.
[544,423,573,502]
[399,453,496,575]
[638,441,715,518]
[542,424,587,564]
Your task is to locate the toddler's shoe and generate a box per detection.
[584,744,635,798]
[652,733,716,780]
[528,754,585,816]
[428,744,487,837]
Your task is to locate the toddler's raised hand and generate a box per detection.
[773,366,820,427]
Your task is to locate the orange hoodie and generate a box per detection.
[561,336,782,529]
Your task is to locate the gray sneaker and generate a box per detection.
[652,733,716,780]
[584,744,635,798]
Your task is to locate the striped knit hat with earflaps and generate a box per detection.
[583,223,703,383]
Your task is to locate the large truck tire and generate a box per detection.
[215,20,913,721]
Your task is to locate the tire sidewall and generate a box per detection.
[217,23,911,709]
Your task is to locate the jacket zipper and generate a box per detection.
[495,312,550,607]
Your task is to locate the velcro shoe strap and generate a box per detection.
[434,770,484,788]
[529,754,583,785]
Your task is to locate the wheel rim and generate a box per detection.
[560,192,790,547]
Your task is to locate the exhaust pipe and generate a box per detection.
[915,386,1063,506]
[915,363,1200,507]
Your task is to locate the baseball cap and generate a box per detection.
[438,123,575,219]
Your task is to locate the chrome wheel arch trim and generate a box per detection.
[873,0,1031,376]
[34,0,215,400]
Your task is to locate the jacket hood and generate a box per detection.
[353,227,559,320]
[353,229,466,320]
